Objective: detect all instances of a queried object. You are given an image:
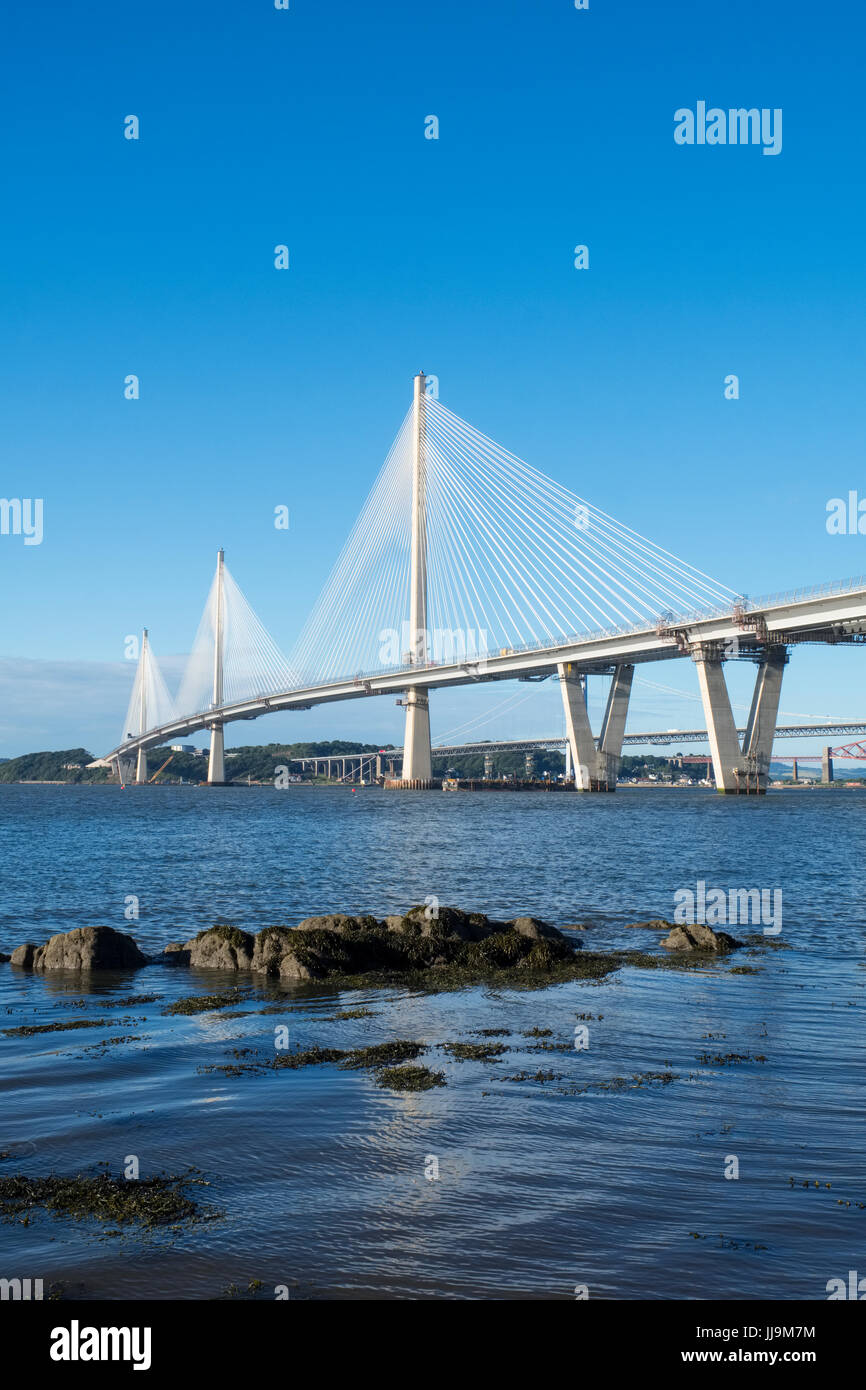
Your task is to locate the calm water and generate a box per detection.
[0,784,863,1300]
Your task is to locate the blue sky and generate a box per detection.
[1,0,864,757]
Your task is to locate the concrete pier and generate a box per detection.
[559,661,634,791]
[597,663,634,789]
[401,688,433,783]
[207,724,225,785]
[822,746,834,783]
[742,646,786,791]
[692,643,787,793]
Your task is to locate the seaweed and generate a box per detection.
[339,1040,425,1069]
[0,1171,216,1228]
[376,1065,446,1092]
[163,991,244,1016]
[3,1019,111,1037]
[439,1041,509,1062]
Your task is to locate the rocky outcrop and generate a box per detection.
[12,927,147,971]
[185,925,254,970]
[397,905,495,942]
[511,916,566,941]
[294,914,376,935]
[251,906,576,981]
[626,920,677,930]
[162,943,191,965]
[0,950,10,963]
[660,924,743,952]
[1,907,752,981]
[174,908,578,981]
[251,926,296,974]
[278,951,315,981]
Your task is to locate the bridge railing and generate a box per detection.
[289,597,743,690]
[738,575,866,613]
[120,580,866,753]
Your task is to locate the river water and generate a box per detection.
[0,784,863,1300]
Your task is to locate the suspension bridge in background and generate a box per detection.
[104,374,866,795]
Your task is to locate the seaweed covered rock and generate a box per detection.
[162,942,191,965]
[17,927,147,971]
[397,905,497,942]
[250,926,291,973]
[257,906,576,982]
[661,924,743,952]
[510,916,566,942]
[626,919,678,930]
[0,951,10,963]
[278,951,315,982]
[294,914,378,935]
[186,925,254,970]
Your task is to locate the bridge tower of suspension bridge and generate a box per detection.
[134,628,150,784]
[207,548,226,785]
[392,371,435,788]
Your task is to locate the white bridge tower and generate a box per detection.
[207,548,226,785]
[399,371,434,786]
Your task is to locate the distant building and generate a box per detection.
[170,744,197,754]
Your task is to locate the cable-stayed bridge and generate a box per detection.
[105,374,866,795]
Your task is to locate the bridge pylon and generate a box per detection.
[207,548,227,785]
[135,629,149,784]
[391,371,435,788]
[558,662,634,791]
[691,642,787,793]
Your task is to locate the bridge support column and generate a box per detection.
[135,748,148,784]
[559,663,632,791]
[402,687,433,783]
[597,664,634,789]
[692,646,746,793]
[559,664,602,790]
[822,746,834,784]
[208,723,225,785]
[692,644,786,794]
[742,646,787,792]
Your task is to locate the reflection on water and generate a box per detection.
[0,784,863,1299]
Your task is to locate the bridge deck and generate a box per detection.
[105,580,866,762]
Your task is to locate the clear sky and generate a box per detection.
[1,0,864,757]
